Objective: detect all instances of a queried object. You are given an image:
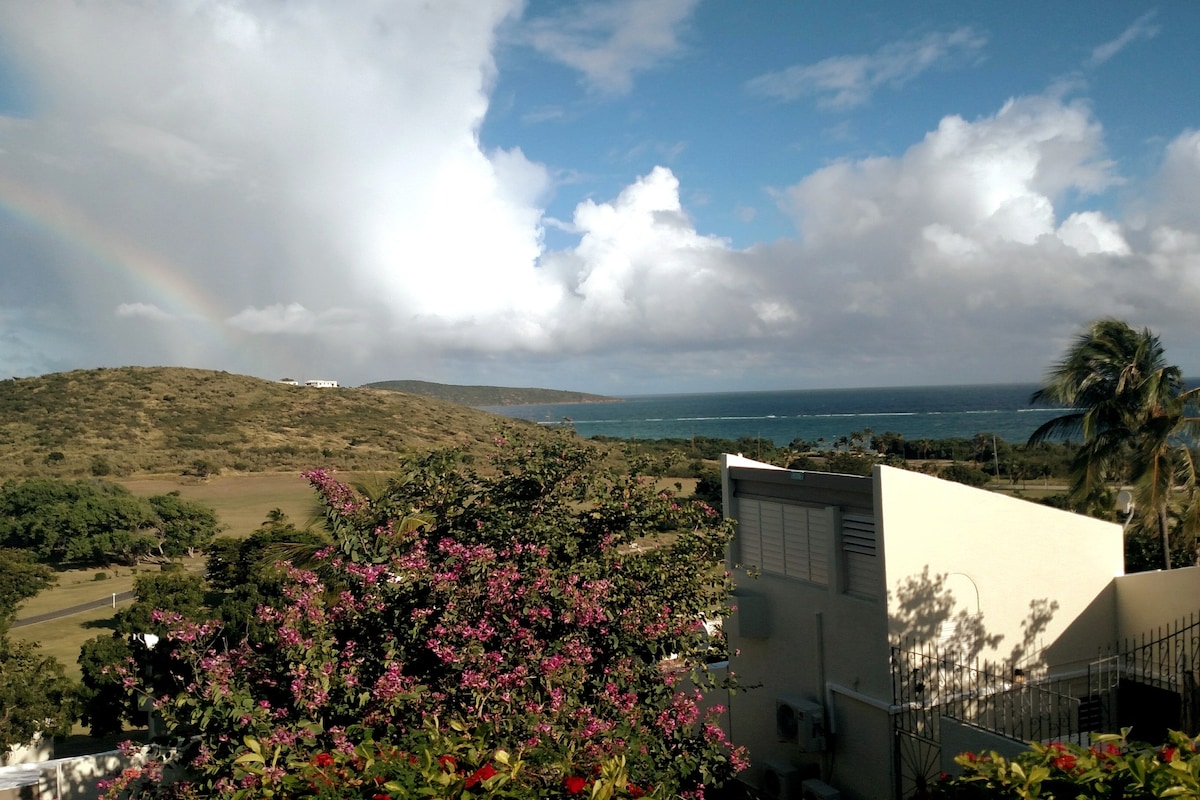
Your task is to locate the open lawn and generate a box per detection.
[10,604,128,683]
[120,471,325,537]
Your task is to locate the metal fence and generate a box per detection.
[891,611,1200,799]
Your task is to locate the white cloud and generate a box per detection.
[226,303,361,335]
[116,302,175,321]
[1057,212,1130,256]
[779,94,1117,248]
[1088,11,1159,67]
[746,28,986,109]
[521,0,699,94]
[2,2,1200,392]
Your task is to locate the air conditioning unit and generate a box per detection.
[776,695,827,752]
[801,778,840,800]
[760,760,803,800]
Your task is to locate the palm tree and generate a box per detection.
[1027,319,1200,570]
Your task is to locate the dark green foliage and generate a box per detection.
[0,549,55,631]
[0,478,221,567]
[0,478,158,565]
[205,510,329,594]
[146,492,219,557]
[0,545,75,747]
[0,636,76,750]
[77,634,139,737]
[692,467,723,512]
[112,571,207,636]
[939,463,991,487]
[821,451,877,476]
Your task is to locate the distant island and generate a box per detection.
[361,380,620,407]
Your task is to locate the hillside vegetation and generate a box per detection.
[0,367,547,479]
[362,379,617,406]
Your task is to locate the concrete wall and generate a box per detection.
[0,749,146,800]
[1,738,52,768]
[1113,565,1200,638]
[939,718,1030,777]
[877,466,1124,671]
[723,457,894,800]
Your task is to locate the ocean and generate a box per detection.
[481,383,1068,446]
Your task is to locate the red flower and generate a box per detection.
[564,775,587,795]
[373,795,390,800]
[438,755,457,772]
[312,752,335,768]
[1052,753,1077,772]
[1161,746,1178,762]
[465,764,498,788]
[628,783,647,798]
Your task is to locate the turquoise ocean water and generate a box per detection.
[482,383,1068,446]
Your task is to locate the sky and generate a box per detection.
[1,1,1199,395]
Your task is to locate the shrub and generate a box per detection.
[108,434,745,799]
[93,572,108,581]
[932,729,1200,798]
[939,462,990,487]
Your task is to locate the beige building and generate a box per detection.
[721,455,1200,800]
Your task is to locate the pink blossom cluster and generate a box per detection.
[111,435,746,799]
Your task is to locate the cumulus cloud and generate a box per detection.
[2,2,1200,392]
[521,0,699,94]
[746,28,986,109]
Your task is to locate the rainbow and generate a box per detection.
[0,172,230,326]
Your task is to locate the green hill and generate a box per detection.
[361,379,618,407]
[0,367,550,479]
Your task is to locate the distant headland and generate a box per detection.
[361,380,620,407]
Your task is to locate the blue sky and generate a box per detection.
[1,2,1198,394]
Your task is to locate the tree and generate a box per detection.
[0,549,55,630]
[1028,319,1200,570]
[146,492,220,558]
[78,634,138,737]
[112,571,208,636]
[0,550,75,749]
[112,435,745,799]
[0,637,76,750]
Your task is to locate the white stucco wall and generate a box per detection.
[1113,565,1200,638]
[877,466,1124,670]
[723,456,894,800]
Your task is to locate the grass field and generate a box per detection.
[121,471,322,537]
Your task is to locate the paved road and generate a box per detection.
[12,591,134,628]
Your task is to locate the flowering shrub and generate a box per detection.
[931,729,1200,798]
[105,434,746,798]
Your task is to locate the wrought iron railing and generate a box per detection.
[891,611,1200,799]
